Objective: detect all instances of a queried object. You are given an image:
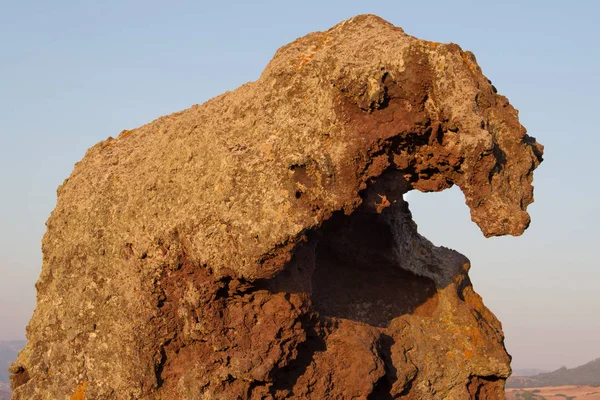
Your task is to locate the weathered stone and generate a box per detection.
[11,14,542,399]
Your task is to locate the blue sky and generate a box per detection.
[1,0,598,370]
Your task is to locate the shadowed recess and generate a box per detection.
[311,210,438,327]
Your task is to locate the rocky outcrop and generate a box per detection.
[11,15,543,399]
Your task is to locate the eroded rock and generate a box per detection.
[11,14,542,399]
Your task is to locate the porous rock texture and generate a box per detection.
[11,15,543,400]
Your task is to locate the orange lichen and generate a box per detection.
[70,381,87,400]
[119,129,134,138]
[292,32,334,72]
[293,55,314,72]
[460,52,476,72]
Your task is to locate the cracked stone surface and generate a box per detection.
[11,14,543,400]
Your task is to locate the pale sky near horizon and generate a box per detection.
[1,1,598,371]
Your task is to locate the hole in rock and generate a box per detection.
[311,210,437,327]
[261,192,439,328]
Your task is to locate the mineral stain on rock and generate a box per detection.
[10,14,543,400]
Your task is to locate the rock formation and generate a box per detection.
[11,15,543,399]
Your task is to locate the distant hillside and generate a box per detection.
[0,382,10,400]
[513,368,549,377]
[0,340,26,382]
[507,358,600,388]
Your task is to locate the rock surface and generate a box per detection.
[11,14,543,400]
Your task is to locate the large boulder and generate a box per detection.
[11,14,543,399]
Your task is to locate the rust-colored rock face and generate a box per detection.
[11,15,542,400]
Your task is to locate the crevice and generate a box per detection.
[368,334,397,400]
[268,316,326,397]
[155,345,168,389]
[488,143,507,181]
[214,277,233,300]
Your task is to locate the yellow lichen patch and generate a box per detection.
[70,381,87,400]
[427,41,440,49]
